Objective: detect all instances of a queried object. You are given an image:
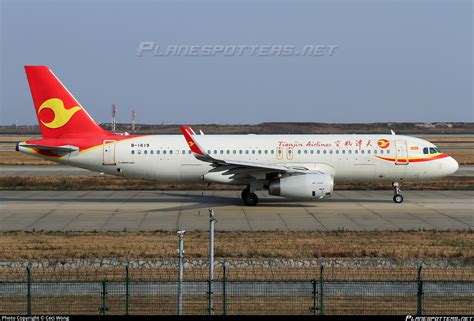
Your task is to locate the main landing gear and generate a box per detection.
[241,187,259,206]
[392,182,403,203]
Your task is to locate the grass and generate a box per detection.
[0,151,55,165]
[447,149,474,165]
[0,231,472,262]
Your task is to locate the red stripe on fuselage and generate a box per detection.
[376,154,449,163]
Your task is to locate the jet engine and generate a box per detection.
[268,173,334,199]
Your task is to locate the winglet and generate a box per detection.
[180,126,205,155]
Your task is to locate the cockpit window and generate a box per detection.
[424,147,441,154]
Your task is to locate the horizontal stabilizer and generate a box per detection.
[17,143,79,154]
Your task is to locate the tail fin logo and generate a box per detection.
[38,98,81,129]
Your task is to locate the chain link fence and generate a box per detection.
[0,263,472,315]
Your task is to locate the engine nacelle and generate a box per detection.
[268,173,334,199]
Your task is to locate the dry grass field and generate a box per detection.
[0,151,55,165]
[0,231,471,262]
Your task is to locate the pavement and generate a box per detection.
[0,190,472,231]
[1,165,473,177]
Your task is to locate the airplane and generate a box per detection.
[16,66,459,206]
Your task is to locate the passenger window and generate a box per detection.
[182,150,186,154]
[310,150,314,154]
[131,150,135,155]
[252,150,255,154]
[335,150,339,154]
[323,150,326,154]
[227,150,230,154]
[329,150,333,154]
[271,150,275,154]
[163,150,166,154]
[138,150,141,155]
[144,150,148,155]
[348,150,352,154]
[354,150,358,154]
[214,150,218,154]
[233,150,236,154]
[258,150,261,154]
[380,150,383,154]
[373,150,377,154]
[220,150,224,154]
[386,150,390,154]
[367,150,371,154]
[342,150,345,154]
[239,150,243,154]
[361,150,365,154]
[157,150,160,154]
[245,150,249,154]
[297,150,301,154]
[169,150,173,155]
[317,150,320,154]
[264,150,268,154]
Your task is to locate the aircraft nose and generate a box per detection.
[446,156,459,175]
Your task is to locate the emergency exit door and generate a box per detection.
[103,140,116,165]
[395,140,409,165]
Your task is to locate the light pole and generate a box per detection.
[177,229,185,315]
[208,208,217,315]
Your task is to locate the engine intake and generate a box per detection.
[269,173,333,199]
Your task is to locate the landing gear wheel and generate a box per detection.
[393,194,403,203]
[243,192,259,206]
[391,182,403,203]
[241,187,250,200]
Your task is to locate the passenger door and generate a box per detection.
[395,140,409,165]
[103,140,116,165]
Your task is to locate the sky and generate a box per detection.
[0,0,472,125]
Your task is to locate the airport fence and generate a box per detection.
[0,263,472,315]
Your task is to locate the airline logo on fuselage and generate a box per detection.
[38,98,81,129]
[377,139,390,149]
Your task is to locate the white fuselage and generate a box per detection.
[28,134,458,185]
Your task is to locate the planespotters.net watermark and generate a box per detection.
[136,42,339,57]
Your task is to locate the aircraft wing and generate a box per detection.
[180,126,317,174]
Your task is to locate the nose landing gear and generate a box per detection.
[392,182,403,203]
[241,187,259,206]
